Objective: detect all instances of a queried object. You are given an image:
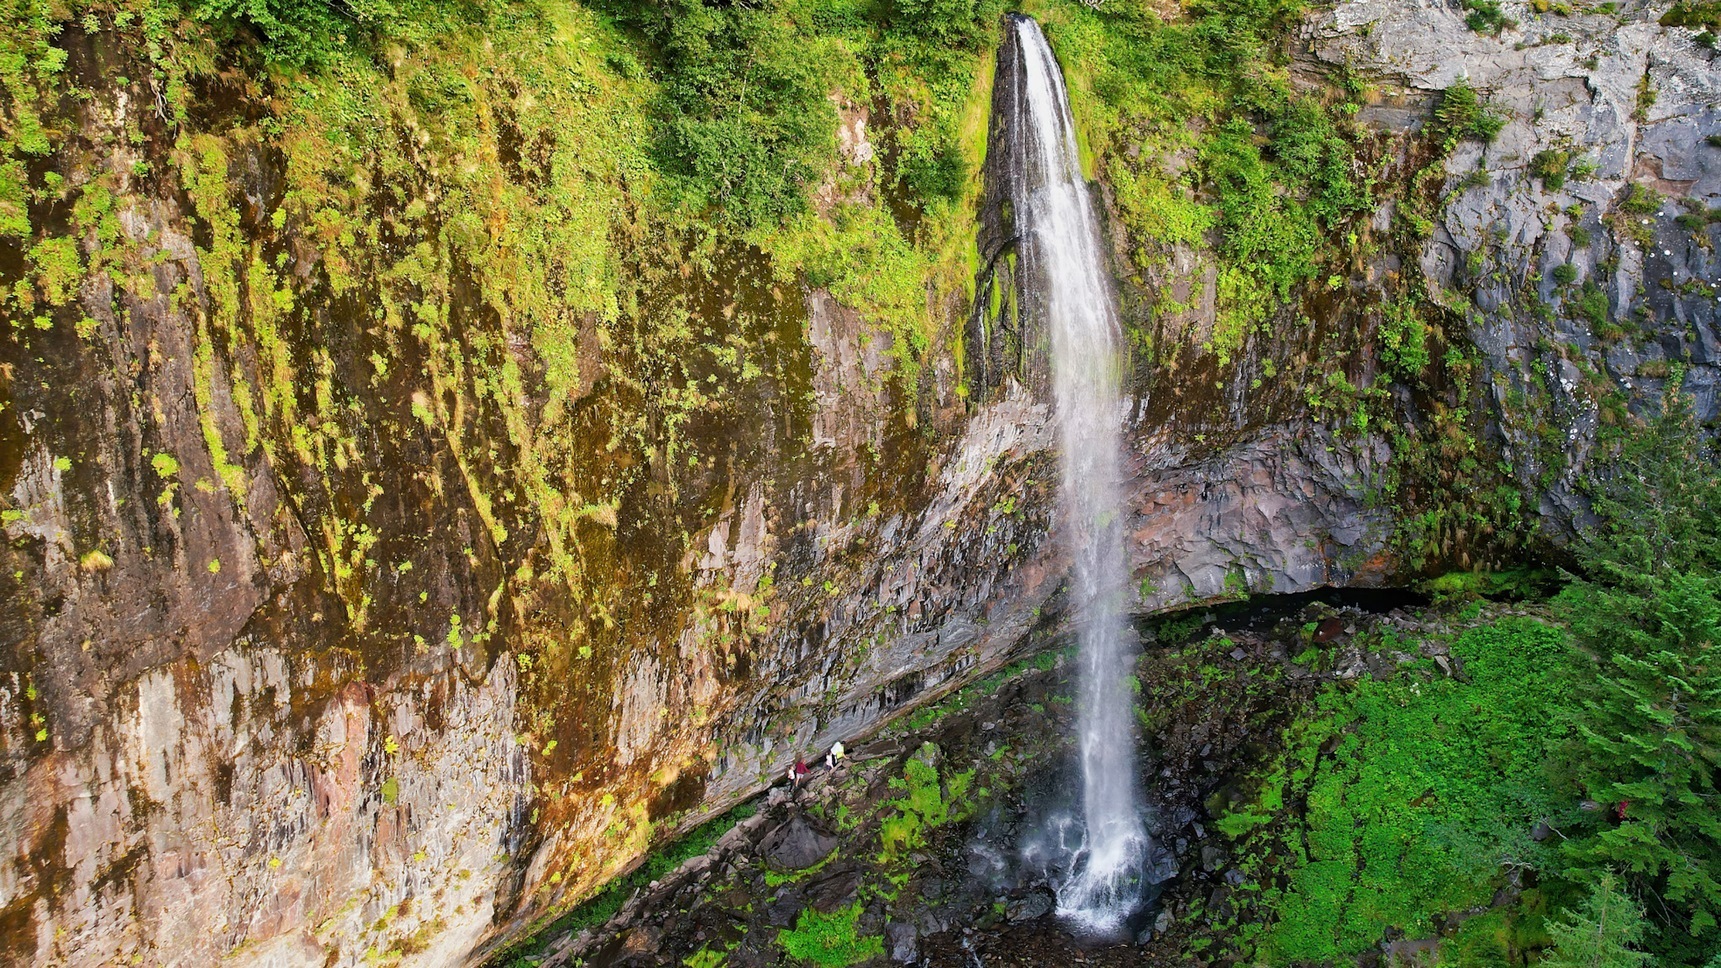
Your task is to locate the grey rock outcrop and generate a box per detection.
[1311,0,1721,531]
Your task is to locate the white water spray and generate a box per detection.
[1006,16,1147,933]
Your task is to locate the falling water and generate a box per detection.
[1006,16,1147,933]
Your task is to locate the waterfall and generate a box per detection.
[1006,16,1148,933]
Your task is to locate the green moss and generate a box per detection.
[754,203,934,373]
[28,236,82,306]
[0,160,29,238]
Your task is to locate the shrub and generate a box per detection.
[1660,1,1721,29]
[1551,263,1578,285]
[1539,874,1654,968]
[1434,79,1507,147]
[1619,183,1663,216]
[1464,0,1515,34]
[890,0,979,46]
[1530,148,1572,190]
[1574,281,1610,329]
[1558,381,1721,959]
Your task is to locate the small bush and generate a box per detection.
[1619,183,1663,216]
[1464,0,1515,34]
[1552,263,1579,285]
[1530,148,1572,190]
[1574,281,1610,329]
[1379,295,1431,379]
[1434,80,1507,147]
[1660,1,1721,30]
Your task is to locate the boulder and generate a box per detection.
[759,816,839,871]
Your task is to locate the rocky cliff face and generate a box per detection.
[1309,0,1721,533]
[0,2,1715,966]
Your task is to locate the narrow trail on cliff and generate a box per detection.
[1004,15,1148,934]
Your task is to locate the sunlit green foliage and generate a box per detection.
[776,901,883,967]
[1027,0,1371,364]
[1256,618,1573,962]
[1432,78,1508,149]
[1378,294,1431,380]
[878,741,974,863]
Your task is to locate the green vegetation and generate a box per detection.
[1432,78,1508,148]
[1557,378,1721,962]
[1246,617,1573,962]
[1212,379,1721,966]
[1021,0,1375,365]
[776,901,883,967]
[1531,148,1574,190]
[1463,0,1514,34]
[1539,874,1654,968]
[1378,295,1431,380]
[878,741,974,863]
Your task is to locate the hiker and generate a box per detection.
[825,740,846,770]
[791,758,810,793]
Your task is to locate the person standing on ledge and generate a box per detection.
[825,741,846,770]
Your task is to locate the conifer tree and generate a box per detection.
[1539,874,1654,968]
[1561,374,1721,954]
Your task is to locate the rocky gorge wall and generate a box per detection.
[0,2,1715,966]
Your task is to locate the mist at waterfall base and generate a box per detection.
[1000,15,1154,937]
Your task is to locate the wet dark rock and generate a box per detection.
[765,892,803,928]
[1200,844,1225,873]
[886,921,919,963]
[1145,843,1179,885]
[803,867,863,913]
[759,816,839,871]
[1005,890,1054,922]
